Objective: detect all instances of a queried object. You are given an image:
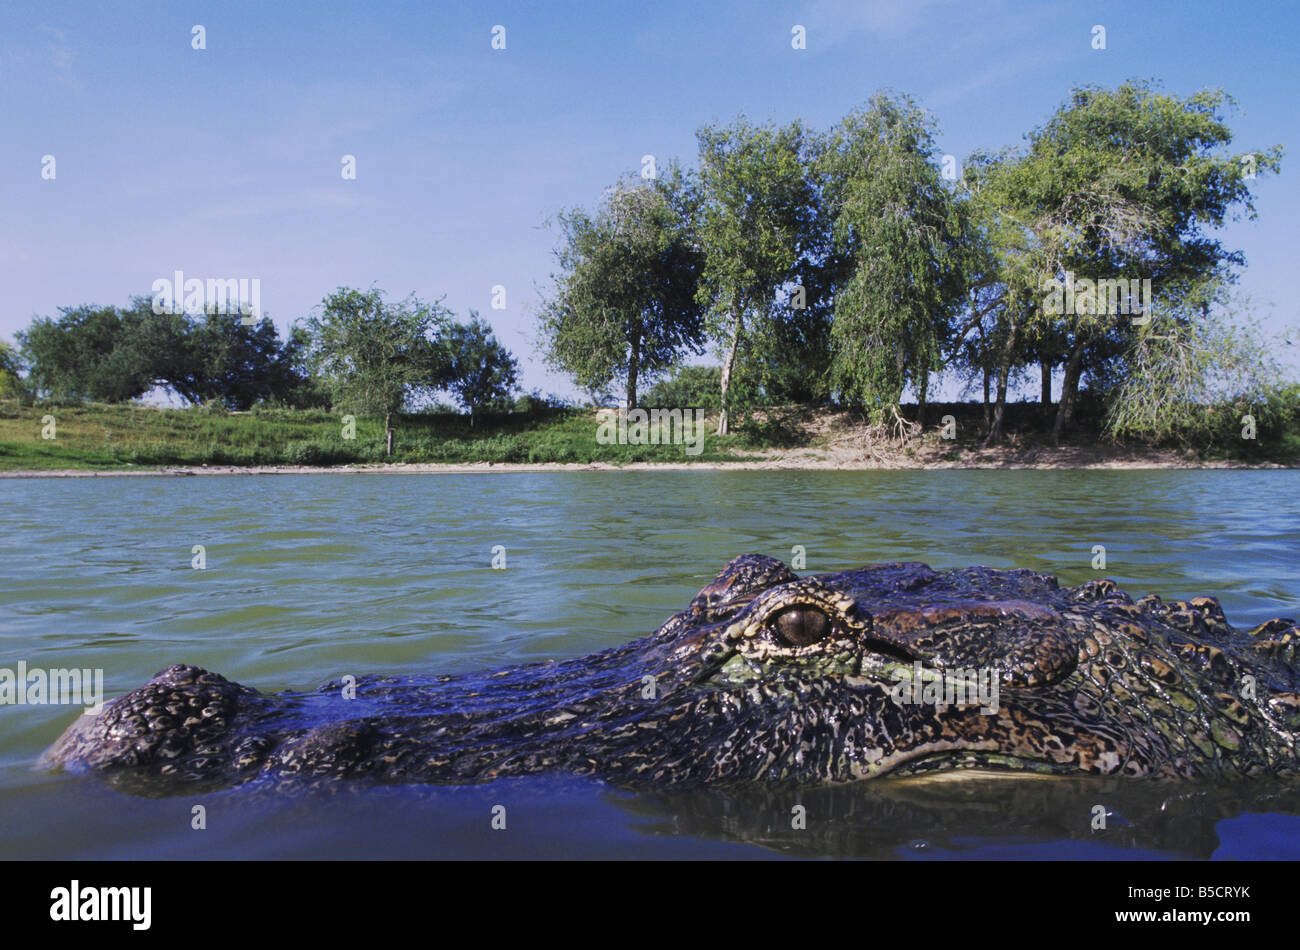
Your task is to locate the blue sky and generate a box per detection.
[2,0,1296,401]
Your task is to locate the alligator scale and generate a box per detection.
[44,556,1300,791]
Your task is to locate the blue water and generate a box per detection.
[2,469,1298,858]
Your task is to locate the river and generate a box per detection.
[2,470,1298,858]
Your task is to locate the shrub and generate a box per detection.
[283,438,360,466]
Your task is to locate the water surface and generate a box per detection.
[2,470,1298,859]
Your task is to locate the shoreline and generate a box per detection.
[1,453,1293,479]
[4,404,1293,477]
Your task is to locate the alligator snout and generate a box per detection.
[865,600,1079,688]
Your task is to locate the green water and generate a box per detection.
[2,470,1298,859]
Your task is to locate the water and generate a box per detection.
[2,469,1298,859]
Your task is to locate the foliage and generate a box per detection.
[512,390,571,413]
[442,312,520,422]
[7,81,1289,456]
[820,93,966,417]
[642,365,724,408]
[17,302,157,402]
[1104,286,1293,446]
[163,313,312,410]
[695,116,818,432]
[955,81,1283,441]
[16,297,318,410]
[305,286,453,449]
[539,163,705,408]
[0,341,23,399]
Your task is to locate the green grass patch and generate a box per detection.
[0,401,764,471]
[3,397,1294,472]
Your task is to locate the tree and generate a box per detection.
[953,148,1051,444]
[819,93,967,422]
[443,312,519,425]
[643,365,719,409]
[155,311,312,410]
[696,117,816,433]
[539,163,705,409]
[17,296,319,409]
[942,177,1005,428]
[274,325,333,409]
[955,81,1282,444]
[306,287,453,454]
[1104,280,1289,445]
[727,129,842,411]
[1034,83,1278,442]
[17,302,159,402]
[0,340,23,398]
[741,304,834,406]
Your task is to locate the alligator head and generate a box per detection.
[42,555,1300,793]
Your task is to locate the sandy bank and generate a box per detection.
[0,447,1291,479]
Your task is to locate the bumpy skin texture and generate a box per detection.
[42,555,1300,792]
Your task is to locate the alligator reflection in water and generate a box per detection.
[610,775,1300,859]
[36,769,1297,859]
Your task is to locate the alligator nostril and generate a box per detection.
[857,638,920,664]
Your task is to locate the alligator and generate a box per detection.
[42,555,1300,793]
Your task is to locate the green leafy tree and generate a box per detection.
[695,117,816,433]
[819,93,967,421]
[957,81,1282,444]
[274,325,332,409]
[443,312,520,425]
[1104,281,1292,445]
[942,178,1006,427]
[953,148,1054,444]
[539,163,705,409]
[17,301,161,402]
[154,311,310,410]
[738,309,834,406]
[0,340,23,398]
[18,296,318,409]
[306,287,453,454]
[643,365,723,409]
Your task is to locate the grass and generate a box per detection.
[1,396,1294,472]
[0,401,778,471]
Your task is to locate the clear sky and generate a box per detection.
[2,0,1296,400]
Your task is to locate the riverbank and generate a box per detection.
[2,400,1295,474]
[1,447,1292,478]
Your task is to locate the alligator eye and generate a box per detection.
[770,606,832,647]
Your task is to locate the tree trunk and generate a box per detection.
[979,324,990,428]
[384,410,393,456]
[1040,357,1052,406]
[917,369,929,428]
[1051,338,1087,445]
[716,312,743,436]
[626,332,641,411]
[982,317,1020,447]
